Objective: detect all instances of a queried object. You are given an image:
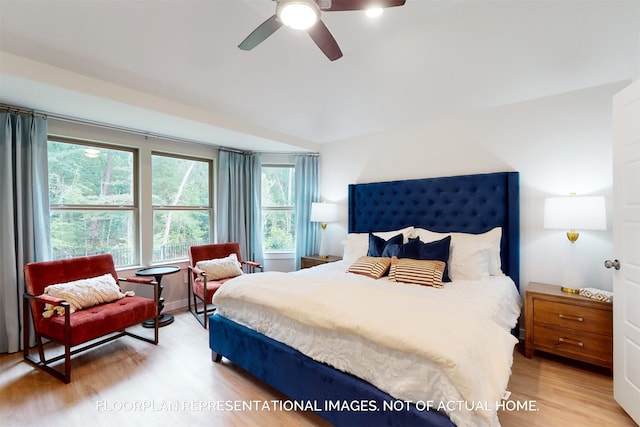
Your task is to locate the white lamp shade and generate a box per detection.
[310,202,338,223]
[543,196,606,231]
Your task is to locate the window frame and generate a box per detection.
[47,136,140,266]
[261,163,296,254]
[151,151,214,263]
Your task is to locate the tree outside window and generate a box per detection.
[262,166,295,251]
[152,153,212,262]
[48,139,138,266]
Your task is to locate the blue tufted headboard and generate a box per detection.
[348,172,520,288]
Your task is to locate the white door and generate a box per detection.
[612,79,640,424]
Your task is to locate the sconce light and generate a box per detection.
[543,194,606,243]
[310,202,338,258]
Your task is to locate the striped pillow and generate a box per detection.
[389,257,446,288]
[348,256,391,279]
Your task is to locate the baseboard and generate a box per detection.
[165,298,188,313]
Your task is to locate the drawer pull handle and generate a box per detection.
[558,313,584,322]
[558,337,584,347]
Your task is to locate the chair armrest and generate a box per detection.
[118,277,160,303]
[119,276,157,285]
[36,294,67,306]
[242,260,264,272]
[24,293,70,319]
[25,293,69,308]
[188,265,207,279]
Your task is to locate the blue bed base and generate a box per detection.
[210,171,519,426]
[209,315,454,426]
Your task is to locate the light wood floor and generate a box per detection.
[1,310,636,427]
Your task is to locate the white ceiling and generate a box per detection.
[1,0,639,152]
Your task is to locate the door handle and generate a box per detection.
[604,259,620,270]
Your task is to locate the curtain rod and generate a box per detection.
[1,103,318,156]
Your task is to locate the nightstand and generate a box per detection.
[300,255,342,269]
[525,282,613,369]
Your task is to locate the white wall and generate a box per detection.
[319,81,630,293]
[637,5,640,80]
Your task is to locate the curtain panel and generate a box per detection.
[0,111,51,353]
[294,155,319,270]
[217,150,264,266]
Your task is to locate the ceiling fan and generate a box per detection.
[238,0,407,61]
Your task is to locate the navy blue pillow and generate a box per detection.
[367,233,403,257]
[416,236,452,282]
[382,238,421,258]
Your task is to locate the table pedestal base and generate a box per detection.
[143,313,174,328]
[135,265,180,329]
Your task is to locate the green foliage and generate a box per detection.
[262,166,294,207]
[48,141,212,265]
[152,155,209,206]
[262,166,295,251]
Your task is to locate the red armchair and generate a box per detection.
[23,254,159,383]
[188,242,262,328]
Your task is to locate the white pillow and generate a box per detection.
[342,227,414,265]
[196,253,243,281]
[448,243,492,281]
[43,273,127,315]
[413,227,504,276]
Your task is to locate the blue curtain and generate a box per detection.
[0,111,51,353]
[294,155,319,270]
[217,150,264,266]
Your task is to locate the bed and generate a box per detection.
[209,171,521,427]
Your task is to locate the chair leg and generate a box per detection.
[190,292,206,328]
[187,272,206,328]
[22,294,157,384]
[203,290,208,329]
[64,309,71,382]
[22,296,72,383]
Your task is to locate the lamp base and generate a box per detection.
[561,286,580,294]
[566,230,579,243]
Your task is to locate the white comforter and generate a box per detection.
[213,261,521,427]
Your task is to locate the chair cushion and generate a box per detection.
[192,278,234,303]
[36,296,157,346]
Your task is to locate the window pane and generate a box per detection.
[48,140,134,206]
[262,210,295,251]
[50,210,136,266]
[262,166,294,207]
[152,155,209,207]
[153,210,210,262]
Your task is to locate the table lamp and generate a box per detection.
[310,202,338,258]
[543,194,606,292]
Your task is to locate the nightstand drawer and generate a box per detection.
[533,323,613,365]
[533,299,612,335]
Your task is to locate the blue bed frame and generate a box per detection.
[210,171,519,426]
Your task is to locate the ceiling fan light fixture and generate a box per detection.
[277,0,320,30]
[365,7,384,18]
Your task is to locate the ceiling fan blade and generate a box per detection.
[238,14,283,51]
[324,0,406,11]
[308,20,343,61]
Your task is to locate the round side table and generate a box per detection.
[135,265,180,327]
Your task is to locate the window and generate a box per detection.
[152,153,212,262]
[48,138,138,266]
[261,166,295,251]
